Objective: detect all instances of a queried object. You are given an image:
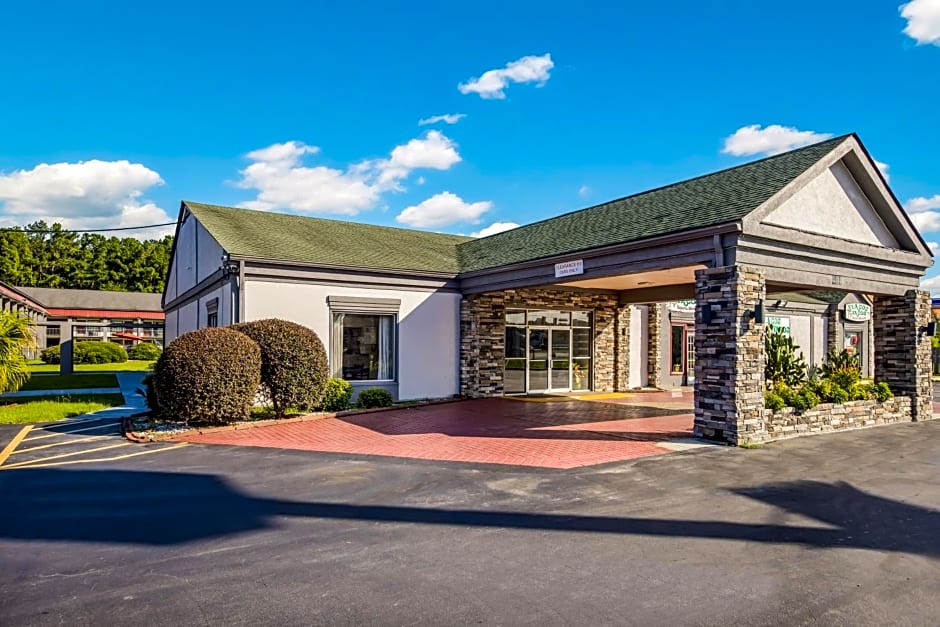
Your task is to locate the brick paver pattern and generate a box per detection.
[180,395,694,469]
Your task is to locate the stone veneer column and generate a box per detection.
[694,265,767,445]
[873,290,932,421]
[646,304,663,389]
[614,304,631,392]
[826,304,840,355]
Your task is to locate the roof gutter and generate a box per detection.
[228,255,461,281]
[458,222,743,279]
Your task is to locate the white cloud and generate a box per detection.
[237,131,462,215]
[471,221,520,237]
[906,194,940,233]
[875,160,890,182]
[721,124,834,157]
[396,191,492,228]
[418,113,466,126]
[926,241,939,253]
[458,54,554,99]
[578,185,590,198]
[920,273,940,292]
[0,159,173,238]
[901,0,940,46]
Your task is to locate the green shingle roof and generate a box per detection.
[457,135,850,272]
[183,202,472,274]
[185,135,848,276]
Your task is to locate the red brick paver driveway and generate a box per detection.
[180,393,696,469]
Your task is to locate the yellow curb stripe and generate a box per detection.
[11,436,108,455]
[0,442,130,469]
[1,443,189,470]
[22,422,121,441]
[0,426,33,466]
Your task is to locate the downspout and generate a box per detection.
[237,260,246,323]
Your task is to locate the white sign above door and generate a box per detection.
[554,259,584,278]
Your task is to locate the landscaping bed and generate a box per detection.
[0,393,126,424]
[765,396,912,439]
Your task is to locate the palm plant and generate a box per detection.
[0,311,36,393]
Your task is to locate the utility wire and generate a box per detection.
[0,222,176,234]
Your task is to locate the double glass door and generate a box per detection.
[528,328,572,393]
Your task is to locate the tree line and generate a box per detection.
[0,222,173,293]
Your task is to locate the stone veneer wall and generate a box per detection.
[459,288,619,398]
[646,304,663,389]
[764,397,912,440]
[825,304,839,354]
[874,290,933,421]
[693,265,766,445]
[614,305,631,392]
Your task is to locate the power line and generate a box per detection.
[0,222,176,234]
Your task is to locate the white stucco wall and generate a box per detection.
[196,221,224,283]
[629,305,648,388]
[244,280,460,400]
[763,161,899,247]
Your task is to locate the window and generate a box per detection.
[206,298,219,328]
[670,325,684,374]
[332,313,395,381]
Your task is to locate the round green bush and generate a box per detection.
[764,392,785,411]
[82,342,128,364]
[799,388,819,410]
[321,378,352,412]
[128,342,163,361]
[40,344,62,364]
[152,327,261,425]
[231,319,329,416]
[357,387,394,409]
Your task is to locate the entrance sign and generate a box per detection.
[844,303,871,322]
[554,259,584,278]
[767,316,791,336]
[668,300,696,314]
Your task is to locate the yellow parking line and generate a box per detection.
[0,426,33,466]
[1,443,189,470]
[22,422,120,441]
[11,436,108,455]
[0,442,131,469]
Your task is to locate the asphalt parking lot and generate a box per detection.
[2,410,940,626]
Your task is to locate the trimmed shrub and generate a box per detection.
[799,388,820,410]
[231,319,329,417]
[764,391,785,411]
[357,387,394,409]
[321,378,352,412]
[82,341,128,364]
[827,384,850,404]
[152,327,261,425]
[848,383,874,401]
[40,344,62,364]
[40,341,128,364]
[128,342,162,361]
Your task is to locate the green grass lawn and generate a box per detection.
[20,373,119,391]
[27,360,155,374]
[0,394,126,424]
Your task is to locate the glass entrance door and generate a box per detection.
[528,328,549,392]
[551,329,571,391]
[528,328,571,393]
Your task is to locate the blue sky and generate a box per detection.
[1,1,939,283]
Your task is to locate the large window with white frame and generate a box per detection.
[331,312,396,381]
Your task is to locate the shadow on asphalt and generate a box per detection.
[2,469,938,557]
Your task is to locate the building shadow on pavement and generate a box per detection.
[1,469,937,558]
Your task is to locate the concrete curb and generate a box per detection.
[124,396,464,442]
